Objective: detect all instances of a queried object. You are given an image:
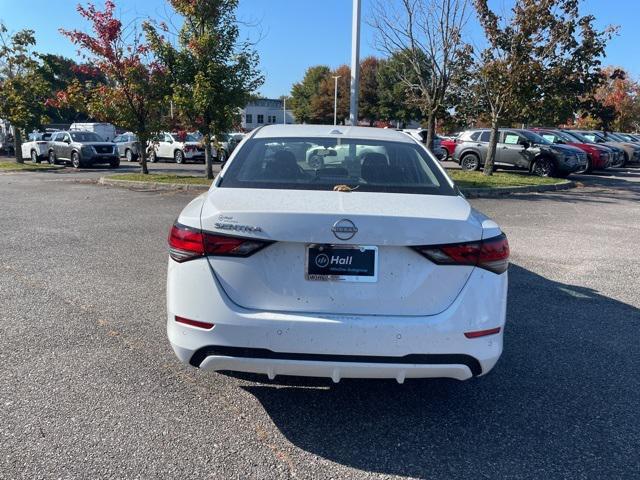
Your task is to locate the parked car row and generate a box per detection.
[448,127,640,177]
[21,128,247,168]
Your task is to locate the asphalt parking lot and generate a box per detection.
[1,163,639,479]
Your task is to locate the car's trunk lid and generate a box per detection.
[201,188,482,316]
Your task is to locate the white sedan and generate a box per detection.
[167,125,509,383]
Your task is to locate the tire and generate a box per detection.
[460,153,480,171]
[125,149,134,162]
[621,152,629,168]
[48,151,57,165]
[71,152,82,169]
[576,156,591,174]
[532,157,555,177]
[308,154,324,170]
[31,150,40,164]
[174,150,185,164]
[110,158,120,169]
[149,150,158,163]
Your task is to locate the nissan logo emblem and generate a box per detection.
[332,219,358,241]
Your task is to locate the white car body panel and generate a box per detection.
[21,140,49,159]
[201,188,482,316]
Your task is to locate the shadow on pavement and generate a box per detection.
[240,264,640,479]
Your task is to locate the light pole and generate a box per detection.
[332,75,341,125]
[349,0,361,126]
[282,97,287,124]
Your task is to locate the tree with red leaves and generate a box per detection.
[576,67,640,131]
[55,1,169,174]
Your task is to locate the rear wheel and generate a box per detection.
[174,150,185,164]
[31,150,40,164]
[532,157,554,177]
[125,149,134,162]
[149,150,158,163]
[48,151,57,165]
[71,152,83,169]
[460,153,480,171]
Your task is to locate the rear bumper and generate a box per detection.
[167,258,508,382]
[185,347,478,382]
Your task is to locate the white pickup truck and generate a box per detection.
[21,132,53,163]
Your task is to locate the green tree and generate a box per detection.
[472,0,615,175]
[145,0,264,179]
[376,54,419,127]
[39,54,106,123]
[359,56,380,125]
[290,65,331,124]
[0,24,51,162]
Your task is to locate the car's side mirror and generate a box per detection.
[64,139,71,144]
[519,140,530,149]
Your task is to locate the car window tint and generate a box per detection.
[220,137,455,196]
[468,131,481,141]
[478,131,491,142]
[504,134,520,145]
[542,134,556,143]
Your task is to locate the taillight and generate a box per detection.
[168,222,272,262]
[411,233,509,274]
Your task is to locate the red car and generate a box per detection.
[530,128,611,172]
[440,136,457,159]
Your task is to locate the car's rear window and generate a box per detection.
[219,137,456,195]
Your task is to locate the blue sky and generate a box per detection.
[0,0,638,98]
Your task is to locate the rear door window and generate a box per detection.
[503,133,521,145]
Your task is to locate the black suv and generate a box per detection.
[48,131,119,168]
[453,128,587,177]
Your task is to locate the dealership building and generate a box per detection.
[240,98,295,130]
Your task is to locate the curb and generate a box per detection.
[98,177,210,191]
[460,180,575,198]
[98,176,576,197]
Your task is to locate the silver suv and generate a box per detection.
[453,129,587,177]
[48,131,119,168]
